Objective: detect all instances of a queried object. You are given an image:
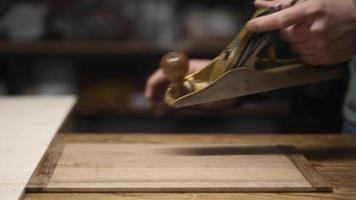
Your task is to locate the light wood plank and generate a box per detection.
[25,134,356,199]
[0,96,76,200]
[43,143,330,192]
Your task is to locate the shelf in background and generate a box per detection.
[0,40,155,55]
[0,39,230,56]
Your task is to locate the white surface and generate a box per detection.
[0,96,75,200]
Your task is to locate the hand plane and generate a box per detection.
[160,5,345,108]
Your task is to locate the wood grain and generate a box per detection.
[36,143,331,192]
[25,134,356,200]
[0,96,76,200]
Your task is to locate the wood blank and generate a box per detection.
[42,143,331,192]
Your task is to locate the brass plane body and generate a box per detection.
[164,8,344,108]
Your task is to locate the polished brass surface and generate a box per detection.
[164,7,344,108]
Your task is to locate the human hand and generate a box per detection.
[145,59,209,114]
[145,59,237,115]
[247,0,356,66]
[145,59,210,106]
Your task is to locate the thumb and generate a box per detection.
[254,0,278,8]
[254,0,293,8]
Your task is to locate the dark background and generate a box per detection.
[0,0,348,133]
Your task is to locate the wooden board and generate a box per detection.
[0,96,76,200]
[42,143,331,192]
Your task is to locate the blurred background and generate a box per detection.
[0,0,348,133]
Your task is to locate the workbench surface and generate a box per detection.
[25,133,356,200]
[0,96,75,200]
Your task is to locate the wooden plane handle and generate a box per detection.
[160,52,189,98]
